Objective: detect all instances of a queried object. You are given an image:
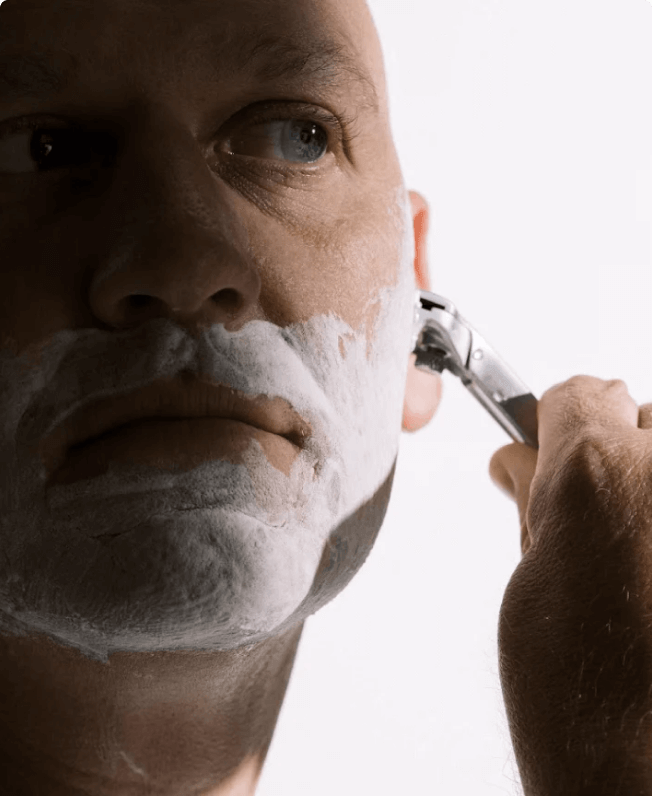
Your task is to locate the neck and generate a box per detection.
[0,622,305,795]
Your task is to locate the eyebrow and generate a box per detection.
[0,33,380,115]
[0,52,69,101]
[233,33,380,114]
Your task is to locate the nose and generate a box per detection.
[87,104,262,335]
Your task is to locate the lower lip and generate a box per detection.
[48,417,301,487]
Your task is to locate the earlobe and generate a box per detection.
[402,354,443,433]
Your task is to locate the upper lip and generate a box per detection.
[38,374,312,477]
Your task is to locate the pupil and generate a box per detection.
[31,130,99,171]
[34,132,55,164]
[301,125,316,143]
[31,131,69,170]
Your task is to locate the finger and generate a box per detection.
[490,442,538,496]
[489,442,539,555]
[639,403,652,430]
[536,375,639,474]
[489,443,518,499]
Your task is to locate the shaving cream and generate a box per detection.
[0,186,417,663]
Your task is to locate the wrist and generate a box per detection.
[498,550,652,795]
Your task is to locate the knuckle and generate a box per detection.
[526,435,606,529]
[540,375,588,403]
[543,375,628,400]
[565,374,601,390]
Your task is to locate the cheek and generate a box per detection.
[247,209,402,340]
[0,219,92,353]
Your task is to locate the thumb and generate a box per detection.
[489,442,539,555]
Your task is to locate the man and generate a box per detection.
[0,0,650,794]
[0,0,440,792]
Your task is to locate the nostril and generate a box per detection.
[128,294,154,309]
[213,288,241,312]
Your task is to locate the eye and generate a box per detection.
[0,119,106,175]
[0,104,357,176]
[228,117,331,164]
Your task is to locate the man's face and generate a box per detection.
[0,0,418,661]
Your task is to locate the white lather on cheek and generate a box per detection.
[0,187,417,662]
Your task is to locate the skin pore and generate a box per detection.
[0,0,442,793]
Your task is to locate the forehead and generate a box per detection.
[0,0,346,54]
[0,0,380,114]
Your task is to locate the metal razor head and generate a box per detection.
[411,289,540,448]
[411,290,470,381]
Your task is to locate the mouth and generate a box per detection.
[68,415,301,453]
[48,415,304,487]
[39,375,312,484]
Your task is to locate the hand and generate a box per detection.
[489,375,652,560]
[487,375,652,794]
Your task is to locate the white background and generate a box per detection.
[258,1,652,794]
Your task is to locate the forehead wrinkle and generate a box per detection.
[234,32,381,115]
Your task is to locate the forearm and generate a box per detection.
[498,548,652,795]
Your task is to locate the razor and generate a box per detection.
[411,290,539,450]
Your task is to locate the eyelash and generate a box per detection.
[0,101,361,169]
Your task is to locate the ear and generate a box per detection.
[401,191,443,433]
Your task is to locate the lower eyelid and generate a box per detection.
[216,150,331,193]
